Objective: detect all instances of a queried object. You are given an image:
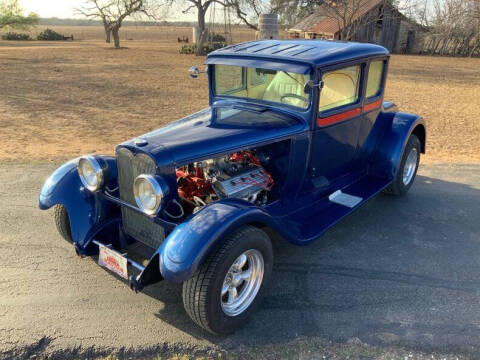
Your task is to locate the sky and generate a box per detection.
[21,0,82,18]
[19,0,193,20]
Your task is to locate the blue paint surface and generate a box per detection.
[39,40,425,284]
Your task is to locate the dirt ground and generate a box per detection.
[0,26,479,163]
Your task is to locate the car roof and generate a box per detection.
[208,40,389,67]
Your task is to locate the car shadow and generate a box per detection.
[146,173,480,355]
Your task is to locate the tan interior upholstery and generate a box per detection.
[366,61,383,98]
[263,72,308,107]
[319,67,359,111]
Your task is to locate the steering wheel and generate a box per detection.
[281,93,308,105]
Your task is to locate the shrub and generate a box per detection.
[37,28,64,41]
[179,42,226,55]
[179,44,195,54]
[210,33,226,43]
[1,32,31,41]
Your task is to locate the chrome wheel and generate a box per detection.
[402,147,418,185]
[221,249,264,317]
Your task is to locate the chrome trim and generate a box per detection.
[221,249,264,317]
[101,191,152,216]
[133,174,165,215]
[78,155,104,192]
[402,147,418,185]
[189,66,207,78]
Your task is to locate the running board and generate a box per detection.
[280,174,392,243]
[328,190,362,208]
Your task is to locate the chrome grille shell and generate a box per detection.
[116,147,165,249]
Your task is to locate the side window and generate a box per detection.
[215,65,244,94]
[365,60,384,98]
[249,68,267,86]
[319,65,361,112]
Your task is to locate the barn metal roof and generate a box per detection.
[290,0,384,35]
[207,40,389,68]
[289,12,329,32]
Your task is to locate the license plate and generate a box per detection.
[98,244,128,279]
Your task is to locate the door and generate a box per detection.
[307,58,388,194]
[357,59,387,166]
[406,31,415,53]
[308,63,365,193]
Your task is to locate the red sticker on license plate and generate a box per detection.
[98,244,128,279]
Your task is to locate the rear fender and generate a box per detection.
[370,112,426,180]
[39,157,118,249]
[158,198,280,283]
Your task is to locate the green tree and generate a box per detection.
[0,0,39,29]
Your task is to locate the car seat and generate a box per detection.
[263,72,308,107]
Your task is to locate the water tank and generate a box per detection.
[257,14,278,40]
[192,26,209,44]
[192,26,198,44]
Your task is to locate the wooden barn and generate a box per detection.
[288,0,428,53]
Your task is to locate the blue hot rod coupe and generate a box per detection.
[39,40,425,334]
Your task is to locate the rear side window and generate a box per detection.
[319,65,361,112]
[366,60,384,98]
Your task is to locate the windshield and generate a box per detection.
[214,64,311,109]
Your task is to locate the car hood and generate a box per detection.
[119,107,307,166]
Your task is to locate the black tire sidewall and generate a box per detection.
[205,228,273,334]
[54,204,73,242]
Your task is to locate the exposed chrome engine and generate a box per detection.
[212,165,269,202]
[176,151,273,214]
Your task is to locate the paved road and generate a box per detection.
[1,163,479,359]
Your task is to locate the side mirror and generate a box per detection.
[189,66,208,79]
[189,66,200,79]
[304,80,323,94]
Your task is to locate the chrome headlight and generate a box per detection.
[133,175,166,215]
[78,156,103,191]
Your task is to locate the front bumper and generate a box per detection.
[89,239,155,292]
[73,191,179,292]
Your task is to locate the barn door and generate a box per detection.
[406,31,415,53]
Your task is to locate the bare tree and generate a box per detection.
[226,0,269,30]
[420,0,480,56]
[163,0,266,55]
[270,0,322,26]
[78,0,160,48]
[179,0,212,55]
[101,13,111,43]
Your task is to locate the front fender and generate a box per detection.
[370,112,426,180]
[158,198,279,283]
[39,156,118,248]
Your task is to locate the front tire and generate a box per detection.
[385,134,421,196]
[54,204,72,242]
[182,225,273,334]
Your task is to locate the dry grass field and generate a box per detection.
[0,25,479,163]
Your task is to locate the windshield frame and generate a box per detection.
[210,105,303,129]
[210,63,314,113]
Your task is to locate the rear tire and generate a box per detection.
[182,225,273,334]
[385,134,421,196]
[54,204,72,242]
